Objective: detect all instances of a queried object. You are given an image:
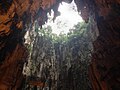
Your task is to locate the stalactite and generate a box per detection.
[23,22,92,90]
[0,0,120,89]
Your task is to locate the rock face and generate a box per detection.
[0,0,120,89]
[88,0,120,89]
[23,24,92,90]
[89,17,120,90]
[0,44,28,89]
[0,0,59,89]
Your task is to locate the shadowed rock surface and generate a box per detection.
[0,0,120,90]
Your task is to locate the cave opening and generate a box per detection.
[23,1,93,90]
[0,0,120,90]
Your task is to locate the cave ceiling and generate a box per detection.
[0,0,120,89]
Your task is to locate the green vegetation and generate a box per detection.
[35,22,89,43]
[24,22,92,90]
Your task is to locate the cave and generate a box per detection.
[0,0,120,90]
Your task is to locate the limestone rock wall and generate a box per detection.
[24,27,92,90]
[0,0,59,89]
[0,0,120,89]
[89,0,120,89]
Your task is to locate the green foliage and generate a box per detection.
[36,22,88,44]
[26,21,92,90]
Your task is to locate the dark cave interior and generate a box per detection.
[0,0,120,90]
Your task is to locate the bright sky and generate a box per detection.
[45,2,83,35]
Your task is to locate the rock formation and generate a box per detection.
[0,0,60,89]
[88,0,120,89]
[0,0,120,90]
[23,23,92,90]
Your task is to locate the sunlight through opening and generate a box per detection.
[45,1,83,35]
